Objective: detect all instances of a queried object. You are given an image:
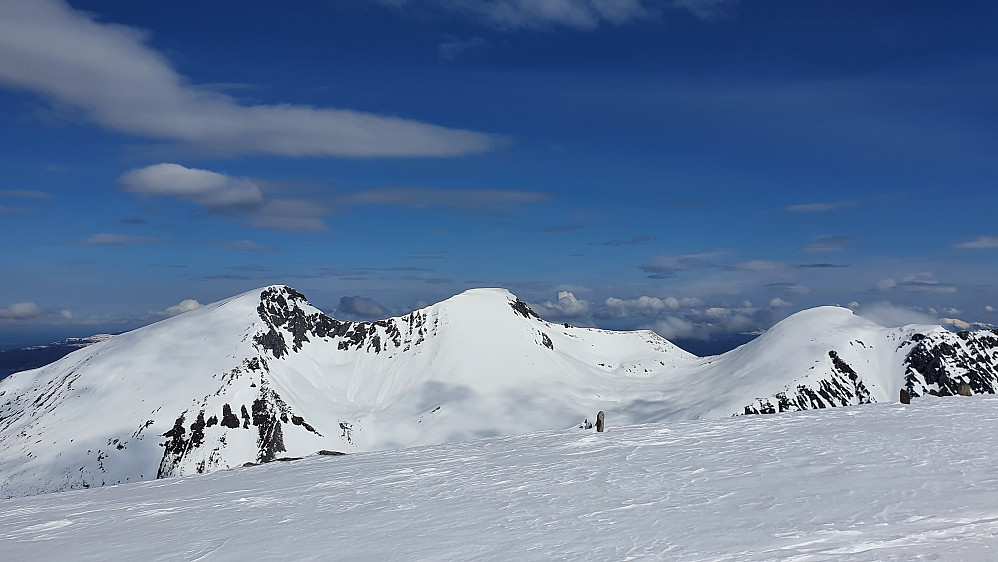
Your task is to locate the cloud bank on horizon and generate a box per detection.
[0,0,996,345]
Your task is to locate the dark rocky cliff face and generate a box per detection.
[742,328,998,416]
[253,286,433,358]
[741,350,874,415]
[904,330,998,397]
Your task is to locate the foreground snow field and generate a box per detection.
[2,396,997,560]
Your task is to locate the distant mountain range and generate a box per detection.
[2,285,997,498]
[0,335,113,381]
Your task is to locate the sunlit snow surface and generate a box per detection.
[3,397,997,560]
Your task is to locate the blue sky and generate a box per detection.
[1,0,997,348]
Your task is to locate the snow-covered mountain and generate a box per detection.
[1,285,997,498]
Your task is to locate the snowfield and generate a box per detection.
[2,396,997,560]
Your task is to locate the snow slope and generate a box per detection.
[2,285,997,498]
[2,396,997,560]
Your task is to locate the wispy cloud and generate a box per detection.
[590,235,653,246]
[784,201,855,213]
[211,240,279,253]
[801,235,855,253]
[80,233,167,246]
[874,273,958,294]
[0,190,51,199]
[669,0,740,20]
[438,35,487,61]
[407,251,449,260]
[954,236,998,249]
[377,0,738,30]
[732,260,785,271]
[337,186,551,212]
[637,251,725,278]
[251,199,329,233]
[0,0,497,158]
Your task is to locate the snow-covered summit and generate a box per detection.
[1,285,997,498]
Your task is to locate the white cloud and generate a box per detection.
[0,0,496,158]
[856,302,938,328]
[535,291,590,318]
[954,236,998,249]
[121,164,263,212]
[768,297,792,309]
[652,316,701,340]
[605,296,681,315]
[875,278,898,292]
[60,309,73,320]
[81,233,165,246]
[986,305,995,313]
[0,302,42,320]
[163,299,202,317]
[705,307,729,319]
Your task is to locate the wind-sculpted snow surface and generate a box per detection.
[2,286,998,497]
[2,398,998,560]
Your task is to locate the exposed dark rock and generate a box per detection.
[253,328,288,359]
[510,299,540,319]
[904,329,998,397]
[188,411,206,450]
[251,397,286,463]
[253,286,432,359]
[157,414,187,478]
[220,404,240,429]
[318,450,346,456]
[900,388,911,404]
[241,405,251,429]
[959,383,973,397]
[741,350,872,415]
[596,411,605,432]
[206,415,218,427]
[291,415,322,435]
[541,333,554,350]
